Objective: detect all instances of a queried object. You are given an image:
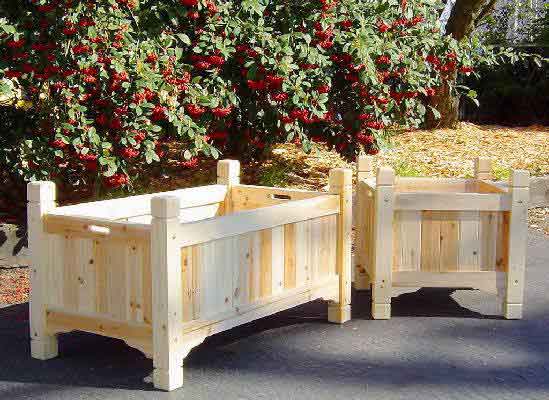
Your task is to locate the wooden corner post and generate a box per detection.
[151,196,184,391]
[28,181,58,360]
[328,168,352,324]
[371,167,395,320]
[504,170,529,319]
[217,159,240,213]
[474,157,493,180]
[355,155,374,291]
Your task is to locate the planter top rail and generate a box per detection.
[36,178,339,243]
[357,156,529,212]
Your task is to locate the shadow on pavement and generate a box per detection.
[0,285,546,393]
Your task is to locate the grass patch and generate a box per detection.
[390,159,423,177]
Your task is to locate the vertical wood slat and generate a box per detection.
[295,220,311,286]
[181,246,194,322]
[284,224,297,289]
[94,239,108,314]
[392,211,422,272]
[495,212,510,272]
[480,211,498,271]
[142,243,152,325]
[260,229,273,298]
[458,211,481,271]
[63,235,79,312]
[76,238,95,313]
[271,227,285,295]
[439,213,459,272]
[235,234,252,309]
[420,211,441,272]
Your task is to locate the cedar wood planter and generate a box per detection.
[354,156,529,320]
[27,160,352,391]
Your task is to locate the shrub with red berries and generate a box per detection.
[0,0,479,192]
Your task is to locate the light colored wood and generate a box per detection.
[217,159,240,214]
[477,181,506,194]
[44,214,151,241]
[295,220,311,287]
[232,185,325,211]
[173,195,340,248]
[371,168,395,320]
[458,211,481,271]
[356,160,528,320]
[504,170,529,319]
[395,178,477,193]
[355,158,375,290]
[392,211,422,272]
[50,184,228,220]
[393,271,505,294]
[284,224,297,289]
[439,213,459,272]
[46,308,152,356]
[28,181,59,360]
[474,157,493,180]
[327,169,352,324]
[271,226,285,295]
[125,203,223,224]
[30,174,344,391]
[420,211,441,272]
[395,192,511,211]
[151,196,184,391]
[480,211,498,271]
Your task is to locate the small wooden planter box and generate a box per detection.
[354,156,529,320]
[28,160,352,391]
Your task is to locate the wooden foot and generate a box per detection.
[353,267,371,291]
[504,303,523,320]
[328,304,351,324]
[153,366,184,391]
[30,336,58,360]
[372,303,391,320]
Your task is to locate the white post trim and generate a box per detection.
[27,181,59,360]
[504,170,529,319]
[371,167,395,319]
[151,196,184,391]
[328,168,352,324]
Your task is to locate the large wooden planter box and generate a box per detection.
[28,160,352,391]
[354,156,529,320]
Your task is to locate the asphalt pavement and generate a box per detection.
[1,231,548,400]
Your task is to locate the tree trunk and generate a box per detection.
[425,73,459,129]
[424,0,495,128]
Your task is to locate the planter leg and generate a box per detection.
[153,363,184,392]
[28,182,59,360]
[372,302,391,320]
[328,169,352,324]
[151,196,185,391]
[30,336,58,360]
[371,168,395,320]
[503,170,529,320]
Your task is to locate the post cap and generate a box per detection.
[357,155,374,173]
[376,167,395,186]
[329,168,352,187]
[474,157,493,179]
[217,159,240,178]
[151,196,181,219]
[510,170,530,188]
[27,181,56,203]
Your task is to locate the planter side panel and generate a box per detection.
[392,210,509,273]
[46,233,152,325]
[179,215,338,323]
